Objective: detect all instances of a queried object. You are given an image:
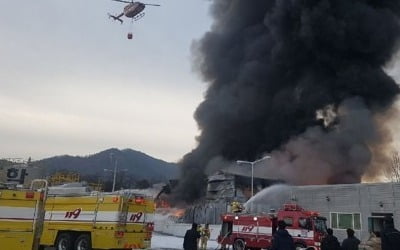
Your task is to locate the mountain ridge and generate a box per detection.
[36,148,179,182]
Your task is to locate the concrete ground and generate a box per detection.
[44,232,220,249]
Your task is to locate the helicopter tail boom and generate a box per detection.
[108,13,124,24]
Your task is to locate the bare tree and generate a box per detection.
[385,151,400,182]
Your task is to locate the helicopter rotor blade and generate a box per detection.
[111,0,132,3]
[144,4,161,6]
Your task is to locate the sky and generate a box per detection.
[0,0,212,162]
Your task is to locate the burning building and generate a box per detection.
[206,170,281,202]
[176,0,400,203]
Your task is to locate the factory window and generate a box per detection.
[331,213,338,228]
[330,212,361,230]
[338,214,353,229]
[354,214,361,230]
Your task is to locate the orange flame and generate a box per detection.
[172,209,185,218]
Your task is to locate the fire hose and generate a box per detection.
[215,232,232,250]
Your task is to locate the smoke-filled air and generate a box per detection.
[176,0,400,203]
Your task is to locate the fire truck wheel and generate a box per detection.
[233,239,246,250]
[55,233,74,250]
[74,234,92,250]
[294,242,306,250]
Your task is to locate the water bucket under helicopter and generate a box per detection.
[127,32,133,39]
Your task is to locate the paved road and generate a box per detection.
[152,232,219,249]
[45,233,220,249]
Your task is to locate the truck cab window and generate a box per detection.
[283,217,293,227]
[299,218,313,230]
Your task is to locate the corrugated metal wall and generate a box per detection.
[286,183,399,242]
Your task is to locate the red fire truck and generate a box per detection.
[217,204,327,250]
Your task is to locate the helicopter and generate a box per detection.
[108,0,160,24]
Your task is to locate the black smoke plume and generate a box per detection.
[177,0,400,202]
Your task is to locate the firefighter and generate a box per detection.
[341,228,360,250]
[197,224,203,249]
[271,220,295,250]
[321,228,340,250]
[183,223,201,250]
[200,223,210,250]
[381,215,400,250]
[231,201,244,213]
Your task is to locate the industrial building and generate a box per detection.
[206,170,279,202]
[275,182,400,242]
[0,163,43,188]
[200,171,400,242]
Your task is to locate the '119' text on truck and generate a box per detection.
[218,204,327,250]
[0,180,155,250]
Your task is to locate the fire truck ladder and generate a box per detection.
[31,179,48,250]
[92,192,103,228]
[118,193,133,227]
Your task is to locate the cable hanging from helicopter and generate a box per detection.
[108,0,160,39]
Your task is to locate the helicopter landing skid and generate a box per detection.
[133,12,145,21]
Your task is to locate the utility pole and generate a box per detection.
[104,153,118,192]
[236,156,271,197]
[112,158,118,192]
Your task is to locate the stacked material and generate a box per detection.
[47,182,91,195]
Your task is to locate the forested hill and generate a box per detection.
[36,148,179,182]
